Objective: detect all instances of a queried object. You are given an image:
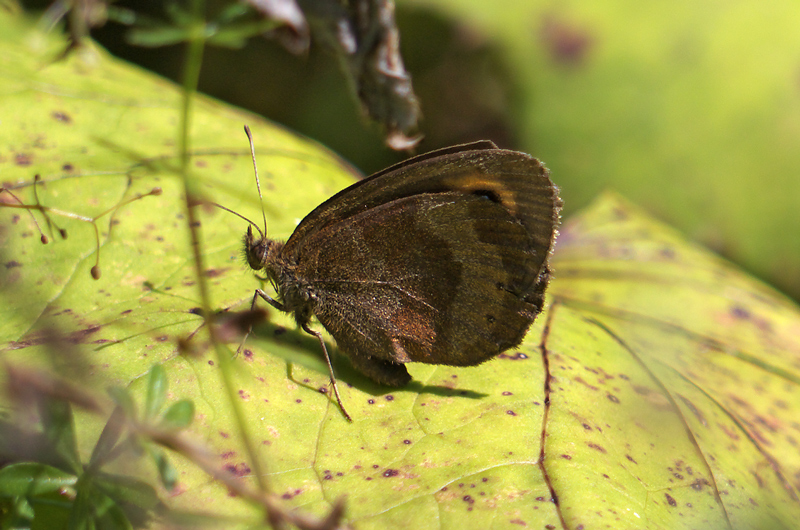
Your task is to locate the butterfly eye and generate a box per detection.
[243,226,265,271]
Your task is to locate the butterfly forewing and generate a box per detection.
[284,143,560,281]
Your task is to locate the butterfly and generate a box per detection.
[236,127,560,421]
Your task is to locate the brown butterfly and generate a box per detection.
[236,127,560,421]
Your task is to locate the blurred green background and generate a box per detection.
[19,0,800,303]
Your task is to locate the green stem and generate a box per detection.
[176,10,269,496]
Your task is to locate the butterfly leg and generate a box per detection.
[237,289,286,354]
[301,323,353,423]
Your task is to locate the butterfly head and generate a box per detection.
[244,225,267,270]
[243,223,285,274]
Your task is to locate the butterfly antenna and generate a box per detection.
[244,125,268,243]
[210,202,261,232]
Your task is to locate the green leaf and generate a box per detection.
[67,479,95,530]
[27,492,75,530]
[1,8,798,530]
[159,399,194,430]
[89,406,127,469]
[150,449,178,492]
[106,388,136,421]
[546,193,800,529]
[38,400,81,475]
[205,21,282,49]
[0,463,77,496]
[144,365,167,420]
[10,496,35,523]
[94,473,161,513]
[127,26,195,47]
[96,502,133,530]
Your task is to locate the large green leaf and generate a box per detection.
[548,195,800,529]
[1,9,798,529]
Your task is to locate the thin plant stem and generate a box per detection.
[175,4,269,496]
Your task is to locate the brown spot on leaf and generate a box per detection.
[281,488,303,500]
[225,463,251,477]
[15,153,33,166]
[383,469,399,477]
[678,395,707,426]
[665,493,677,507]
[52,111,72,123]
[660,246,676,259]
[205,267,228,278]
[606,393,620,403]
[539,14,593,65]
[588,443,607,453]
[6,325,102,349]
[730,305,750,319]
[574,377,598,391]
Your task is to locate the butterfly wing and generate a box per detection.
[285,142,560,287]
[293,189,549,384]
[278,143,559,385]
